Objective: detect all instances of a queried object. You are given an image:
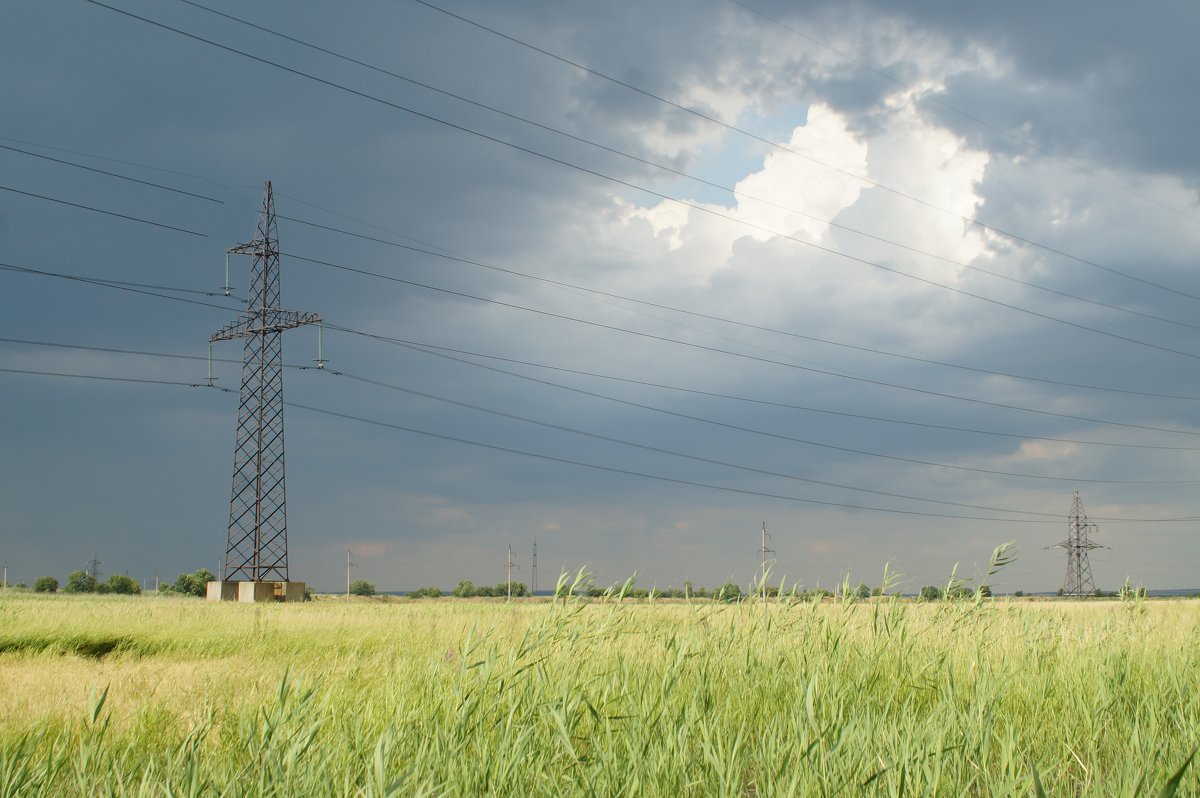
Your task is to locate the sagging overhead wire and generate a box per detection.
[8,254,1200,445]
[408,0,1200,303]
[281,214,1200,403]
[85,1,1200,361]
[0,184,207,237]
[6,332,1199,480]
[0,143,224,203]
[171,0,1200,334]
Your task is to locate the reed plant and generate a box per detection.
[0,576,1196,796]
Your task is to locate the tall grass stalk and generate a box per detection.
[0,589,1197,795]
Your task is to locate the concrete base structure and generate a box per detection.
[206,580,307,603]
[206,581,238,602]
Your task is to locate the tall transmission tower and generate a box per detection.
[758,521,775,598]
[1053,492,1104,598]
[89,551,102,582]
[346,546,357,598]
[531,538,537,596]
[209,180,319,602]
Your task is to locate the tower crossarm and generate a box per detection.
[227,239,275,259]
[211,310,321,341]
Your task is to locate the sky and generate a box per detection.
[2,0,1199,594]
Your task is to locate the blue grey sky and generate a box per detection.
[2,0,1199,593]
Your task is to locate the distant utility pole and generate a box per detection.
[346,546,357,598]
[759,522,775,599]
[1052,492,1105,598]
[154,572,160,592]
[532,538,538,596]
[2,562,7,589]
[506,543,520,600]
[90,551,102,582]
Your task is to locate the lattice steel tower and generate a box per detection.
[1053,492,1103,598]
[212,181,319,583]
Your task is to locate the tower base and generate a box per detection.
[206,580,305,603]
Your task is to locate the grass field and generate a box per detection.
[1,588,1198,796]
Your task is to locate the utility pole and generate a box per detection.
[759,522,775,600]
[1051,492,1105,598]
[2,562,7,589]
[346,546,356,598]
[532,538,537,596]
[211,180,320,590]
[154,572,159,592]
[506,543,520,600]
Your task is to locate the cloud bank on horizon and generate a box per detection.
[1,0,1198,593]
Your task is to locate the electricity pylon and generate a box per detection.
[1052,492,1104,598]
[758,521,775,598]
[212,181,319,583]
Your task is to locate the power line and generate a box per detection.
[0,366,232,391]
[86,1,1200,345]
[3,363,1192,523]
[0,184,207,237]
[408,0,1200,304]
[335,339,1200,484]
[284,398,1058,524]
[0,142,224,203]
[292,263,1200,437]
[8,251,1199,445]
[323,367,1069,516]
[171,0,1200,334]
[353,336,1200,453]
[0,134,229,189]
[282,214,1200,402]
[0,261,242,310]
[6,333,1197,482]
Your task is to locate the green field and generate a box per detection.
[1,590,1197,796]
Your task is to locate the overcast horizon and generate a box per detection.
[3,0,1199,594]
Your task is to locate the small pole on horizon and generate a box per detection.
[346,546,357,599]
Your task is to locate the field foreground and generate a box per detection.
[0,593,1198,796]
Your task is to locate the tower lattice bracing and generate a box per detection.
[212,181,319,583]
[1054,491,1102,598]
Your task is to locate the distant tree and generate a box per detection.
[871,586,884,597]
[303,587,315,602]
[106,574,141,595]
[716,581,742,603]
[977,585,993,598]
[33,576,58,593]
[495,581,527,597]
[1056,588,1065,597]
[163,569,214,598]
[918,585,941,602]
[349,579,375,596]
[65,570,98,593]
[584,586,604,598]
[1013,590,1025,597]
[854,583,871,599]
[452,580,476,598]
[13,583,27,590]
[408,587,442,598]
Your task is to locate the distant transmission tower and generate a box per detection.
[531,538,537,596]
[506,543,520,600]
[210,181,319,600]
[1053,492,1104,598]
[758,521,775,598]
[89,551,102,582]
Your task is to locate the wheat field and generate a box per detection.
[0,588,1197,796]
